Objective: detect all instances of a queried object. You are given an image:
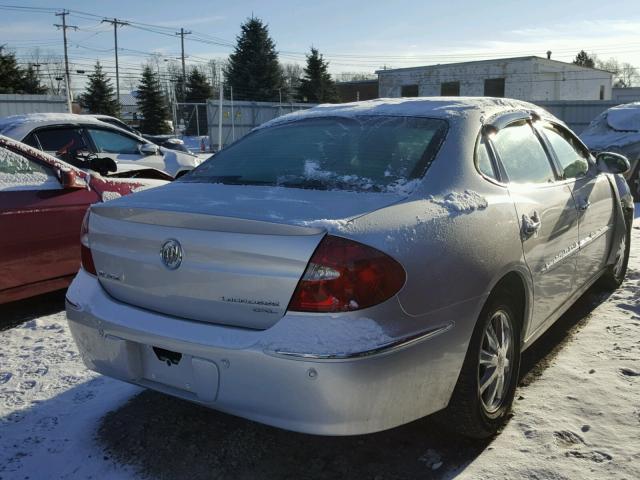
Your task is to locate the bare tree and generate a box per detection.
[28,47,66,95]
[281,62,302,101]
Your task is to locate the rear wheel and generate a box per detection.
[443,291,521,439]
[598,218,631,290]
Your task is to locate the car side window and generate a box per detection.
[0,146,61,192]
[34,127,89,155]
[492,122,556,184]
[542,124,590,179]
[476,136,497,180]
[87,128,141,154]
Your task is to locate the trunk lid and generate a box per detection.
[89,183,404,329]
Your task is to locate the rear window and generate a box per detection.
[181,116,448,193]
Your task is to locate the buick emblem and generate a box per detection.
[160,239,183,270]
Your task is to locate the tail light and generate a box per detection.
[80,210,97,275]
[288,235,406,313]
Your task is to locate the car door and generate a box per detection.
[0,145,97,295]
[539,123,615,287]
[85,127,167,173]
[489,120,580,335]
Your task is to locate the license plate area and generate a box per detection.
[140,344,219,403]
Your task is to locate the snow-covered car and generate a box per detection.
[0,135,167,304]
[0,113,200,179]
[580,102,640,200]
[66,98,633,439]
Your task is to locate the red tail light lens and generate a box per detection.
[80,210,97,276]
[288,235,406,313]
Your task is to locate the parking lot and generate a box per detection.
[0,212,638,480]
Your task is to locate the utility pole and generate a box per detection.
[102,18,129,108]
[176,28,192,84]
[54,10,77,113]
[218,65,223,150]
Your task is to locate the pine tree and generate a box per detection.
[184,67,213,135]
[225,17,286,101]
[136,65,171,134]
[296,47,339,103]
[0,46,46,94]
[79,62,119,116]
[573,50,595,69]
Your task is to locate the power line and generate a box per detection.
[176,28,192,81]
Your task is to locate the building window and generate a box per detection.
[599,85,605,100]
[441,81,460,96]
[484,78,505,97]
[401,85,419,97]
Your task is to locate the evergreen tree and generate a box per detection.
[296,47,339,103]
[0,46,46,94]
[225,17,286,101]
[79,62,119,115]
[573,50,595,69]
[184,67,213,135]
[136,65,171,134]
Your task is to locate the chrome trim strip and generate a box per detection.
[266,323,453,361]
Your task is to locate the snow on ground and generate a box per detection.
[0,313,140,479]
[0,212,639,479]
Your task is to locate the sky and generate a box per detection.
[2,0,640,93]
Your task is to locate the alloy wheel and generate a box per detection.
[478,310,515,414]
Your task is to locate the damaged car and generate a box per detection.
[66,98,633,438]
[0,135,167,304]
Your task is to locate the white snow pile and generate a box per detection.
[604,102,640,132]
[101,191,122,202]
[429,190,488,213]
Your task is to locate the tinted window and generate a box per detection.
[35,128,88,154]
[542,125,589,179]
[183,116,448,193]
[492,123,555,184]
[87,128,141,154]
[476,137,496,180]
[0,146,60,191]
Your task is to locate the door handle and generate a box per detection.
[522,211,542,238]
[578,200,591,211]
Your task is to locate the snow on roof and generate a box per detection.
[259,97,552,130]
[0,113,109,128]
[580,102,640,149]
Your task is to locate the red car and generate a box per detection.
[0,135,167,304]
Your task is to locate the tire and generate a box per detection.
[629,159,640,203]
[442,290,522,439]
[597,217,632,290]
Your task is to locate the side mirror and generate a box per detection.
[60,169,86,189]
[596,152,630,175]
[139,143,160,156]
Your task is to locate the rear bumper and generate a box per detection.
[65,270,473,435]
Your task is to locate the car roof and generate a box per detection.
[259,97,557,131]
[0,113,145,142]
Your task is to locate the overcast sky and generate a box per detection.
[3,0,640,91]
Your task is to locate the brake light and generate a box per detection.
[80,210,97,275]
[288,235,406,313]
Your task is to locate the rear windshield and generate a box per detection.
[181,116,447,193]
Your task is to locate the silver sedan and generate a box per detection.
[65,98,633,438]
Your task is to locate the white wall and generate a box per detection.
[378,58,612,101]
[0,94,67,116]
